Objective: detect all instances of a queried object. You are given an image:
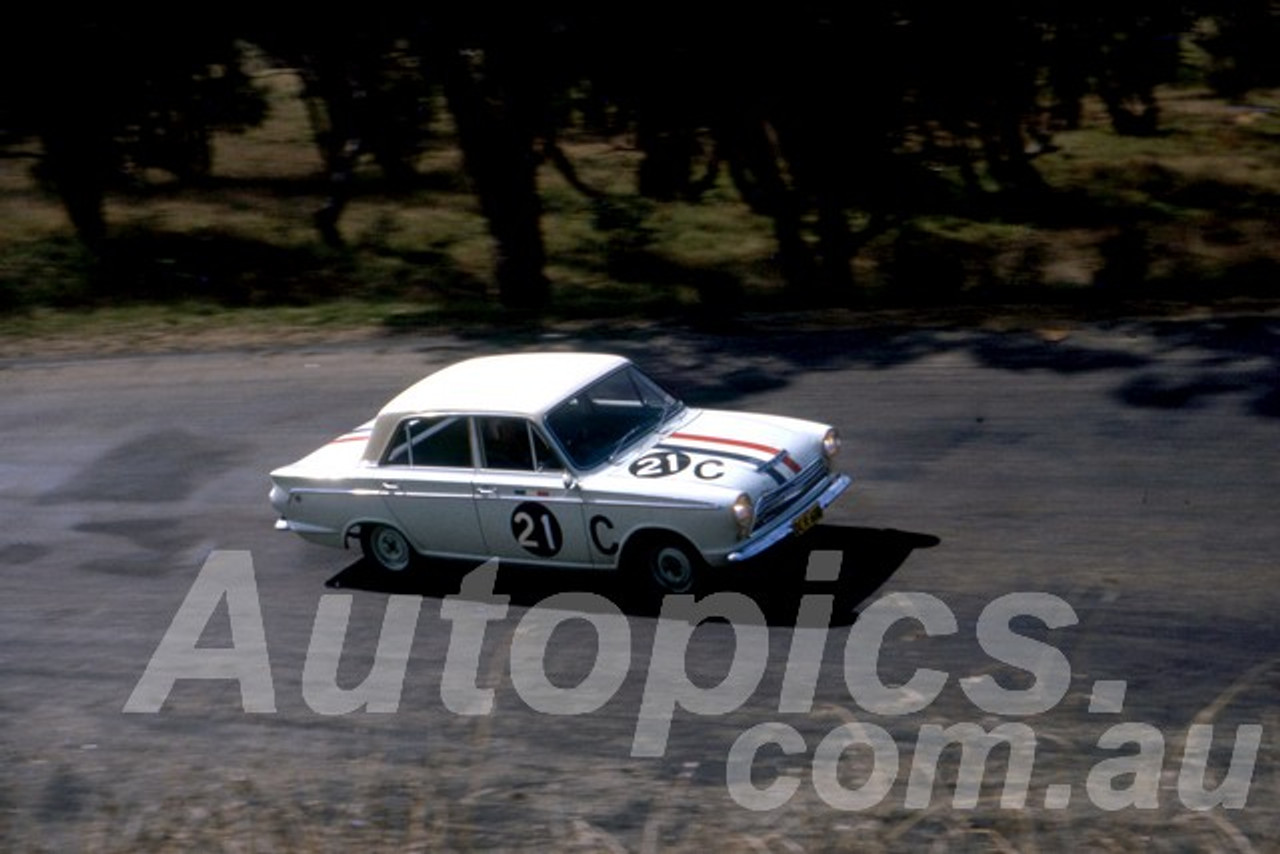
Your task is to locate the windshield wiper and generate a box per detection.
[607,418,658,464]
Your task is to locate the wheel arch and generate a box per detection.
[343,515,409,550]
[618,526,702,567]
[619,526,708,595]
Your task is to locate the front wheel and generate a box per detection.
[630,533,705,595]
[361,523,415,573]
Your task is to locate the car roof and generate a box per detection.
[378,352,632,419]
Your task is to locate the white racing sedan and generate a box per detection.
[269,352,850,593]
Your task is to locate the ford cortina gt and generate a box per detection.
[269,352,850,593]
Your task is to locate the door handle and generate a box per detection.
[381,482,401,492]
[475,486,498,497]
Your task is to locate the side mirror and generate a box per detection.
[562,471,579,490]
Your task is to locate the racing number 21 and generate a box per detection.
[511,501,562,557]
[630,452,690,478]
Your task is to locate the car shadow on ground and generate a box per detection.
[323,524,939,627]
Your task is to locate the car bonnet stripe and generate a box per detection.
[669,431,803,473]
[654,443,787,485]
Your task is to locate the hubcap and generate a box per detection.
[371,527,411,572]
[653,545,693,592]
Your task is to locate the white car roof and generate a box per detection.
[379,352,631,419]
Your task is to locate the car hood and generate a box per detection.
[586,407,827,500]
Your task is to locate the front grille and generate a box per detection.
[754,462,827,530]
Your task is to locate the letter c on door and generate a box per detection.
[590,515,619,556]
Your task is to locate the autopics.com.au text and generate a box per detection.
[125,551,1262,813]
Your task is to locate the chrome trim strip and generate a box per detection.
[587,498,718,510]
[288,487,385,497]
[275,518,340,536]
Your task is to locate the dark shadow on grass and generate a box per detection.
[13,200,1277,423]
[323,524,939,627]
[51,228,485,309]
[112,166,473,201]
[93,230,345,306]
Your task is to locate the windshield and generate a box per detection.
[544,366,684,470]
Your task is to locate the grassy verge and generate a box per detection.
[1,77,1278,357]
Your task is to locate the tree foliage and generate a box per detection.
[1,6,1273,310]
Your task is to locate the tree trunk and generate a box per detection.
[40,119,110,252]
[37,32,114,252]
[722,118,816,294]
[443,51,550,313]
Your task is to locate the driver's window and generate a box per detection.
[478,417,533,470]
[478,417,563,472]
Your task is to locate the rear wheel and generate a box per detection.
[630,533,704,595]
[361,524,415,573]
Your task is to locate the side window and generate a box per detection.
[477,417,564,472]
[382,416,473,468]
[478,417,534,470]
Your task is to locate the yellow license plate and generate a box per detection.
[792,503,823,536]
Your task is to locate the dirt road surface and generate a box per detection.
[3,313,1278,851]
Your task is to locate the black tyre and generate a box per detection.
[631,533,704,595]
[361,523,415,573]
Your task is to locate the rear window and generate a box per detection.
[382,416,473,468]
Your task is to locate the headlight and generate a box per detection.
[731,493,755,538]
[822,428,841,461]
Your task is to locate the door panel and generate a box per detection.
[380,468,484,559]
[473,473,592,566]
